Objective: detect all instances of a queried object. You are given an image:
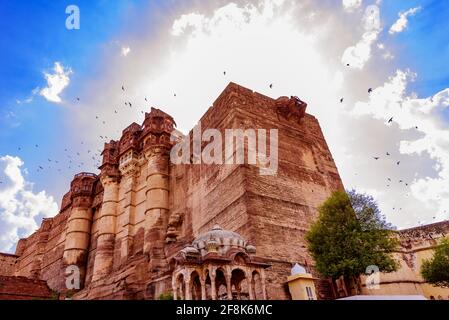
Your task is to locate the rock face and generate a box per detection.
[0,276,54,300]
[0,82,344,300]
[0,253,17,276]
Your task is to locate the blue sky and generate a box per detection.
[0,0,449,252]
[0,0,147,192]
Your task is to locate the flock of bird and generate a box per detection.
[338,85,442,223]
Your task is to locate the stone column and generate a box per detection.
[261,269,267,300]
[185,275,192,300]
[92,175,119,281]
[201,278,206,300]
[63,196,93,289]
[143,146,170,271]
[172,275,178,300]
[225,268,233,300]
[118,160,139,265]
[248,276,254,300]
[210,268,217,300]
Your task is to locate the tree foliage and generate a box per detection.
[421,237,449,288]
[305,190,398,280]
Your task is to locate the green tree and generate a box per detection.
[305,190,398,294]
[421,237,449,288]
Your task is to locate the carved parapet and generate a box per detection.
[60,192,72,211]
[69,173,97,208]
[275,96,307,123]
[118,123,142,158]
[142,108,176,152]
[101,140,119,166]
[119,157,139,178]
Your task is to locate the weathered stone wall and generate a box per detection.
[0,253,17,276]
[361,221,449,300]
[0,276,54,300]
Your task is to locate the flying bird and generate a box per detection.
[388,117,393,123]
[397,161,400,165]
[269,84,273,89]
[174,93,177,97]
[145,97,148,101]
[386,152,390,156]
[373,157,380,160]
[122,85,125,91]
[223,71,226,75]
[76,97,80,101]
[368,88,373,94]
[340,98,344,103]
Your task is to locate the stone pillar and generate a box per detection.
[225,269,233,300]
[143,146,170,271]
[63,198,93,289]
[246,270,255,300]
[118,161,139,265]
[201,278,206,300]
[185,275,192,300]
[261,269,267,300]
[172,275,178,300]
[92,175,119,281]
[210,268,217,300]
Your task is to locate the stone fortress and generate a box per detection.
[0,83,448,300]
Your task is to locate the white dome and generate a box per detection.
[291,263,307,275]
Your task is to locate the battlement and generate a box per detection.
[74,172,97,179]
[398,220,449,240]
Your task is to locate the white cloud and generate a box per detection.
[342,0,362,12]
[121,46,131,57]
[382,51,395,61]
[350,70,449,225]
[342,5,381,69]
[389,7,421,35]
[0,155,58,253]
[39,62,72,103]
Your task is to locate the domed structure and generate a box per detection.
[191,225,251,256]
[291,263,307,276]
[171,225,270,300]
